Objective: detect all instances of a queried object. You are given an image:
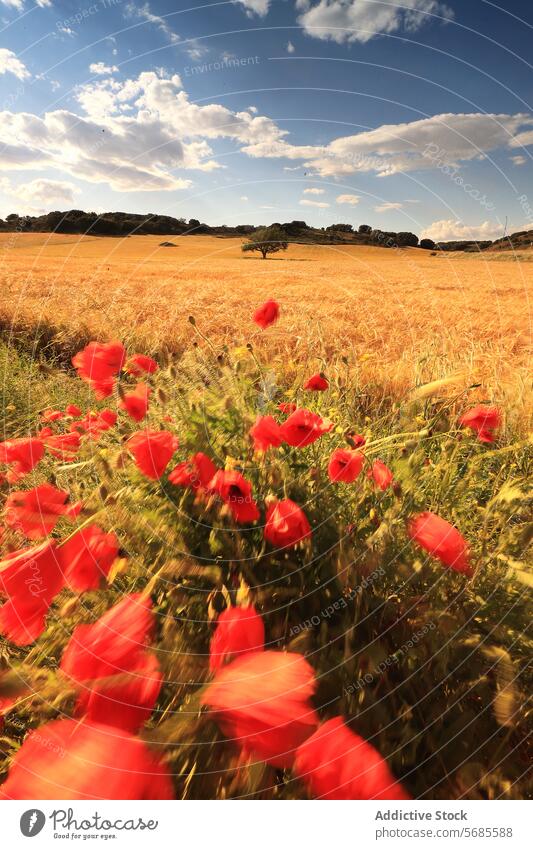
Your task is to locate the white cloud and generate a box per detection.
[287,40,296,53]
[90,62,119,75]
[126,2,180,44]
[57,24,75,38]
[0,0,50,6]
[1,178,80,212]
[295,112,533,177]
[374,201,403,211]
[303,187,325,194]
[421,219,503,242]
[510,155,527,166]
[336,193,359,204]
[300,198,330,208]
[234,0,270,17]
[297,0,453,44]
[240,195,249,201]
[0,48,30,80]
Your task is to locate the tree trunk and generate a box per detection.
[261,249,267,259]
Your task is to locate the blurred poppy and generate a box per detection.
[0,438,44,482]
[126,354,158,377]
[65,404,82,417]
[4,483,81,539]
[347,432,366,449]
[201,651,319,768]
[408,511,471,575]
[368,460,393,491]
[280,408,333,448]
[127,429,178,479]
[277,402,297,415]
[264,499,311,549]
[58,524,119,592]
[41,409,64,422]
[119,383,151,422]
[328,448,364,483]
[60,594,160,733]
[253,299,279,329]
[0,541,64,645]
[41,431,81,461]
[0,718,173,799]
[459,405,501,443]
[72,341,126,398]
[249,415,283,453]
[168,452,217,491]
[210,606,265,671]
[304,373,328,391]
[294,717,410,800]
[208,470,260,523]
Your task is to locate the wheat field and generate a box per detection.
[1,233,531,427]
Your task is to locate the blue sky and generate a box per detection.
[0,0,532,239]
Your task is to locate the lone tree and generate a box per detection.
[242,225,288,259]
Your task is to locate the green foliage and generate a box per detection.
[0,342,531,799]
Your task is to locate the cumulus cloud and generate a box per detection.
[420,219,503,242]
[510,155,527,166]
[336,193,359,204]
[1,178,80,212]
[287,40,296,53]
[89,62,119,75]
[0,48,30,80]
[300,198,330,207]
[297,0,454,44]
[234,0,271,17]
[296,112,533,177]
[303,187,325,194]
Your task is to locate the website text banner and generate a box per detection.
[2,800,530,848]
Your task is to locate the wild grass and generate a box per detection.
[0,337,531,799]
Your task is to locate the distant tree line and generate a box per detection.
[0,209,526,252]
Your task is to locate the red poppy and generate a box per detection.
[264,499,311,549]
[0,541,64,645]
[277,402,297,415]
[4,483,81,539]
[119,383,151,422]
[72,341,126,398]
[249,415,283,453]
[60,594,160,733]
[347,432,366,449]
[408,511,471,575]
[280,408,333,448]
[168,452,217,491]
[0,438,44,482]
[127,429,178,480]
[58,524,119,592]
[304,373,329,392]
[328,449,364,483]
[65,404,82,417]
[253,299,279,329]
[208,470,260,523]
[294,717,410,800]
[41,409,64,422]
[41,431,81,461]
[210,606,265,672]
[201,651,319,768]
[0,718,173,799]
[459,405,501,443]
[126,354,158,377]
[368,460,394,491]
[70,409,117,440]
